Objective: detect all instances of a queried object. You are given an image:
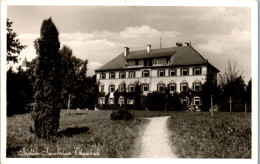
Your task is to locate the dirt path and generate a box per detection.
[138,116,177,158]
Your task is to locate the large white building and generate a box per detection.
[95,43,219,106]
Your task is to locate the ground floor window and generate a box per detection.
[128,84,135,92]
[193,96,201,105]
[118,96,125,105]
[108,98,114,104]
[157,83,165,92]
[181,97,189,105]
[127,99,134,104]
[98,97,105,104]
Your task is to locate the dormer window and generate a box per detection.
[127,60,135,66]
[152,58,166,65]
[181,68,189,76]
[110,72,115,79]
[193,67,202,75]
[138,60,144,66]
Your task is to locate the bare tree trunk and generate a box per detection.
[67,94,71,115]
[211,95,214,117]
[230,97,232,112]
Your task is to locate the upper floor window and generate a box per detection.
[169,69,176,76]
[193,81,201,91]
[157,83,165,92]
[142,70,150,77]
[128,84,135,92]
[142,83,149,92]
[158,69,165,77]
[118,83,125,92]
[129,71,135,78]
[193,67,202,75]
[109,84,115,92]
[119,72,125,79]
[138,60,144,66]
[180,81,189,92]
[169,83,176,92]
[100,84,104,92]
[110,72,115,79]
[101,73,106,79]
[181,68,189,76]
[127,60,135,66]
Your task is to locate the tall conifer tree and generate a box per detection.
[32,18,61,139]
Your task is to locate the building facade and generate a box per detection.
[95,43,219,106]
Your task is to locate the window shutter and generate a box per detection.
[142,71,144,77]
[193,68,195,75]
[180,83,182,92]
[192,83,194,91]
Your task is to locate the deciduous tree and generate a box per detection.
[7,18,27,63]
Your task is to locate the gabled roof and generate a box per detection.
[95,45,219,72]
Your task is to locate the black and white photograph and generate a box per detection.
[0,0,258,163]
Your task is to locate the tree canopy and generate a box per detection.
[7,18,27,63]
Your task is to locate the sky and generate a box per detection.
[7,6,252,82]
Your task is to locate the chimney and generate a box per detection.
[124,47,129,57]
[147,45,151,53]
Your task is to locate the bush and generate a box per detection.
[145,92,167,111]
[110,110,134,120]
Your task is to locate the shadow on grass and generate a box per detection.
[58,127,90,137]
[6,146,23,157]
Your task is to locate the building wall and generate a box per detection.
[96,66,208,94]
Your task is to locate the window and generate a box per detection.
[158,69,165,77]
[142,70,150,77]
[98,97,105,104]
[110,72,115,79]
[118,96,124,105]
[153,58,166,65]
[100,85,104,92]
[138,60,144,66]
[193,97,201,105]
[109,98,114,104]
[181,82,188,92]
[129,71,135,78]
[127,60,135,66]
[169,69,176,76]
[193,81,201,91]
[118,84,125,92]
[181,68,189,76]
[101,73,106,79]
[128,84,135,92]
[169,83,176,92]
[142,83,149,92]
[193,67,202,75]
[182,97,189,105]
[120,72,125,79]
[127,99,134,104]
[157,83,165,92]
[109,85,115,92]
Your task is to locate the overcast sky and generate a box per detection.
[7,6,251,82]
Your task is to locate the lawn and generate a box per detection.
[167,112,251,158]
[7,110,148,158]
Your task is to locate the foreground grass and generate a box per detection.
[7,110,148,158]
[167,112,251,158]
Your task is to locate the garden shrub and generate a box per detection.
[110,110,134,120]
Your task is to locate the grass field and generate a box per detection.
[7,110,252,158]
[7,110,148,158]
[167,112,251,158]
